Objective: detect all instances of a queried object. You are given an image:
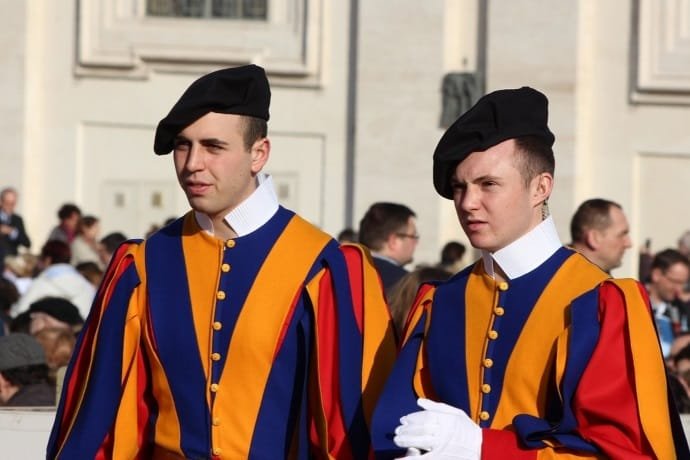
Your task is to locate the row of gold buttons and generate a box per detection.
[209,240,237,456]
[478,280,510,423]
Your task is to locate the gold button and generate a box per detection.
[480,411,490,421]
[225,240,236,248]
[216,291,226,300]
[498,282,509,291]
[210,383,219,392]
[211,353,221,361]
[221,263,231,272]
[481,384,491,394]
[213,321,222,331]
[483,358,493,368]
[494,306,505,316]
[212,447,221,455]
[488,330,498,340]
[212,417,221,426]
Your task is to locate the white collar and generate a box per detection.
[481,216,562,280]
[194,173,279,237]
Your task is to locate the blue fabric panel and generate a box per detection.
[57,264,139,457]
[426,271,471,412]
[476,247,571,427]
[372,313,428,459]
[513,286,601,453]
[249,304,309,457]
[322,241,370,458]
[212,207,294,384]
[146,217,210,457]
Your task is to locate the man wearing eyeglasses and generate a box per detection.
[647,248,690,357]
[358,202,419,297]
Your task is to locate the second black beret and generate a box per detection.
[432,86,555,199]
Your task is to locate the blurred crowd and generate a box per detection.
[0,187,163,407]
[2,187,690,419]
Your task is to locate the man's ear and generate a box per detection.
[532,172,553,205]
[250,137,270,174]
[382,232,399,255]
[585,229,600,250]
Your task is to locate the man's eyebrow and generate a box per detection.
[451,174,500,184]
[199,137,229,146]
[172,136,230,148]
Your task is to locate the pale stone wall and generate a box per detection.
[0,0,689,272]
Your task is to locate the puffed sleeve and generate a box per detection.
[47,241,153,459]
[306,243,397,459]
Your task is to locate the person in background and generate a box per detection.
[668,332,690,372]
[437,240,467,273]
[3,253,39,295]
[46,203,81,245]
[75,261,104,288]
[359,202,419,297]
[0,278,19,336]
[48,64,395,459]
[97,231,127,268]
[70,215,103,268]
[646,248,690,357]
[569,198,632,273]
[337,227,358,243]
[26,297,84,336]
[0,333,55,406]
[387,266,452,339]
[18,296,82,392]
[372,86,687,458]
[12,240,95,319]
[0,187,31,256]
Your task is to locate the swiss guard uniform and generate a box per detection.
[373,216,688,459]
[371,87,689,459]
[47,65,396,459]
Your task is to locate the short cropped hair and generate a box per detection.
[652,248,690,272]
[440,241,466,265]
[100,232,128,254]
[57,203,81,221]
[570,198,621,244]
[358,203,416,252]
[514,135,555,184]
[241,116,268,151]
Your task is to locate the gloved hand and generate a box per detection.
[393,398,482,459]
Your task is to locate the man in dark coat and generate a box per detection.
[0,187,31,256]
[359,202,419,298]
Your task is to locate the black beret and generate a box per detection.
[29,297,84,326]
[154,64,271,155]
[432,86,555,199]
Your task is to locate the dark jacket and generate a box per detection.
[0,213,31,256]
[373,256,408,298]
[4,382,55,407]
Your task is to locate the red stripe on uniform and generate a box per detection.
[314,270,352,458]
[341,246,365,334]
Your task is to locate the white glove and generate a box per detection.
[393,398,482,460]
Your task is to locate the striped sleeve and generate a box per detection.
[484,279,684,459]
[306,243,396,459]
[47,241,152,459]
